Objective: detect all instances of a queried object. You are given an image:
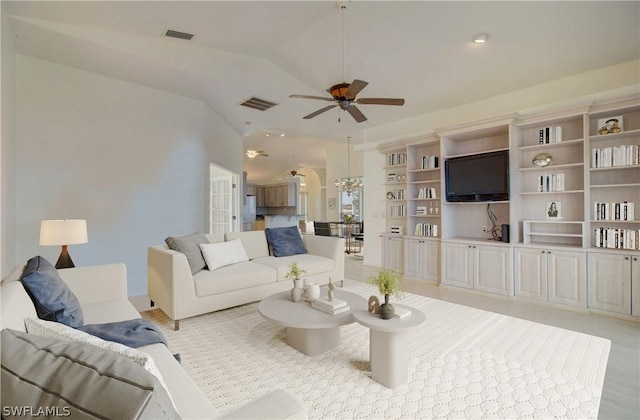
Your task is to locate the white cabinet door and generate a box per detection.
[423,240,440,282]
[474,244,512,296]
[514,247,547,301]
[442,242,473,289]
[632,256,640,317]
[384,236,404,273]
[588,252,631,314]
[547,250,586,308]
[403,238,422,279]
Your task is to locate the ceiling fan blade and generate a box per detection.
[347,105,367,123]
[303,104,338,119]
[344,79,368,99]
[356,97,405,106]
[290,94,335,102]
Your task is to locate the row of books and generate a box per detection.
[389,189,405,200]
[417,187,437,199]
[421,155,439,169]
[593,228,639,250]
[311,298,350,315]
[537,173,565,192]
[387,152,407,166]
[593,202,635,221]
[389,205,407,217]
[539,126,563,144]
[592,145,640,168]
[414,223,438,237]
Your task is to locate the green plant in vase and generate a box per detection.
[285,262,306,302]
[366,269,404,319]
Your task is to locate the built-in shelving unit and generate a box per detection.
[376,95,640,319]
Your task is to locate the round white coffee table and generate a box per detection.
[352,304,426,388]
[258,289,367,356]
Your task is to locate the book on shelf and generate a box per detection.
[393,307,412,320]
[311,300,350,315]
[539,126,562,144]
[416,206,427,215]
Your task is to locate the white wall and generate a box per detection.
[1,12,17,278]
[13,56,242,296]
[361,59,640,267]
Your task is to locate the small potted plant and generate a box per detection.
[284,262,306,302]
[366,269,404,319]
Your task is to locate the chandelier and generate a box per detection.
[334,136,363,196]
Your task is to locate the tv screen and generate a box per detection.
[445,150,509,202]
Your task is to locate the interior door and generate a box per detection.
[209,163,240,234]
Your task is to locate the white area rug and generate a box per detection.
[143,283,611,419]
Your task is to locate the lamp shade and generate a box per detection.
[39,220,88,246]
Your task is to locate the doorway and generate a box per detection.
[209,163,240,234]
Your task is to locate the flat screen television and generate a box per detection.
[445,150,509,202]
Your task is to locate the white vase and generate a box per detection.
[291,278,303,302]
[307,283,320,302]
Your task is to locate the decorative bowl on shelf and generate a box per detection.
[532,153,553,167]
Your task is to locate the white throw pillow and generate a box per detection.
[200,239,249,271]
[24,318,176,410]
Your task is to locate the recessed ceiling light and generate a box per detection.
[265,133,270,137]
[280,133,285,137]
[472,32,489,44]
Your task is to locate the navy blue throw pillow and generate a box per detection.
[20,256,84,327]
[265,226,308,257]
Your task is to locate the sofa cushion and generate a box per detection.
[253,254,334,281]
[265,226,308,257]
[165,233,208,274]
[200,239,249,271]
[20,256,84,327]
[193,261,276,297]
[24,317,175,410]
[225,231,270,260]
[1,329,179,419]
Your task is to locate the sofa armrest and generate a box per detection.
[57,264,128,305]
[303,235,344,260]
[147,246,196,322]
[220,390,307,420]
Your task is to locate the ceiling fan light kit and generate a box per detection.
[472,32,489,43]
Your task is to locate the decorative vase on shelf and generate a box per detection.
[291,278,303,302]
[379,294,395,319]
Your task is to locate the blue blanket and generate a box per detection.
[77,318,167,348]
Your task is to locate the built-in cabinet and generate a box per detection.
[260,183,297,207]
[382,234,404,273]
[378,96,639,319]
[404,237,439,282]
[514,246,586,308]
[441,240,512,296]
[588,250,640,315]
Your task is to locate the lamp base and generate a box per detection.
[55,245,76,269]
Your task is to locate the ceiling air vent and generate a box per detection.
[240,96,278,111]
[165,29,194,40]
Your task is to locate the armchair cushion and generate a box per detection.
[20,256,84,327]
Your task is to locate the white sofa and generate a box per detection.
[148,230,345,330]
[1,263,307,419]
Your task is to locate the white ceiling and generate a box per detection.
[4,1,639,183]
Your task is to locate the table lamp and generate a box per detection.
[39,220,88,269]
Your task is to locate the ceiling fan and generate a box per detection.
[246,149,269,158]
[289,3,404,123]
[290,79,404,123]
[289,170,305,178]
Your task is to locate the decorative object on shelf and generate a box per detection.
[39,219,88,269]
[334,137,363,196]
[386,191,395,200]
[284,262,306,302]
[328,278,335,302]
[368,296,380,314]
[597,116,624,134]
[307,283,320,302]
[545,201,562,220]
[366,269,404,320]
[532,153,553,168]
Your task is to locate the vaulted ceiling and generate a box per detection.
[4,1,639,182]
